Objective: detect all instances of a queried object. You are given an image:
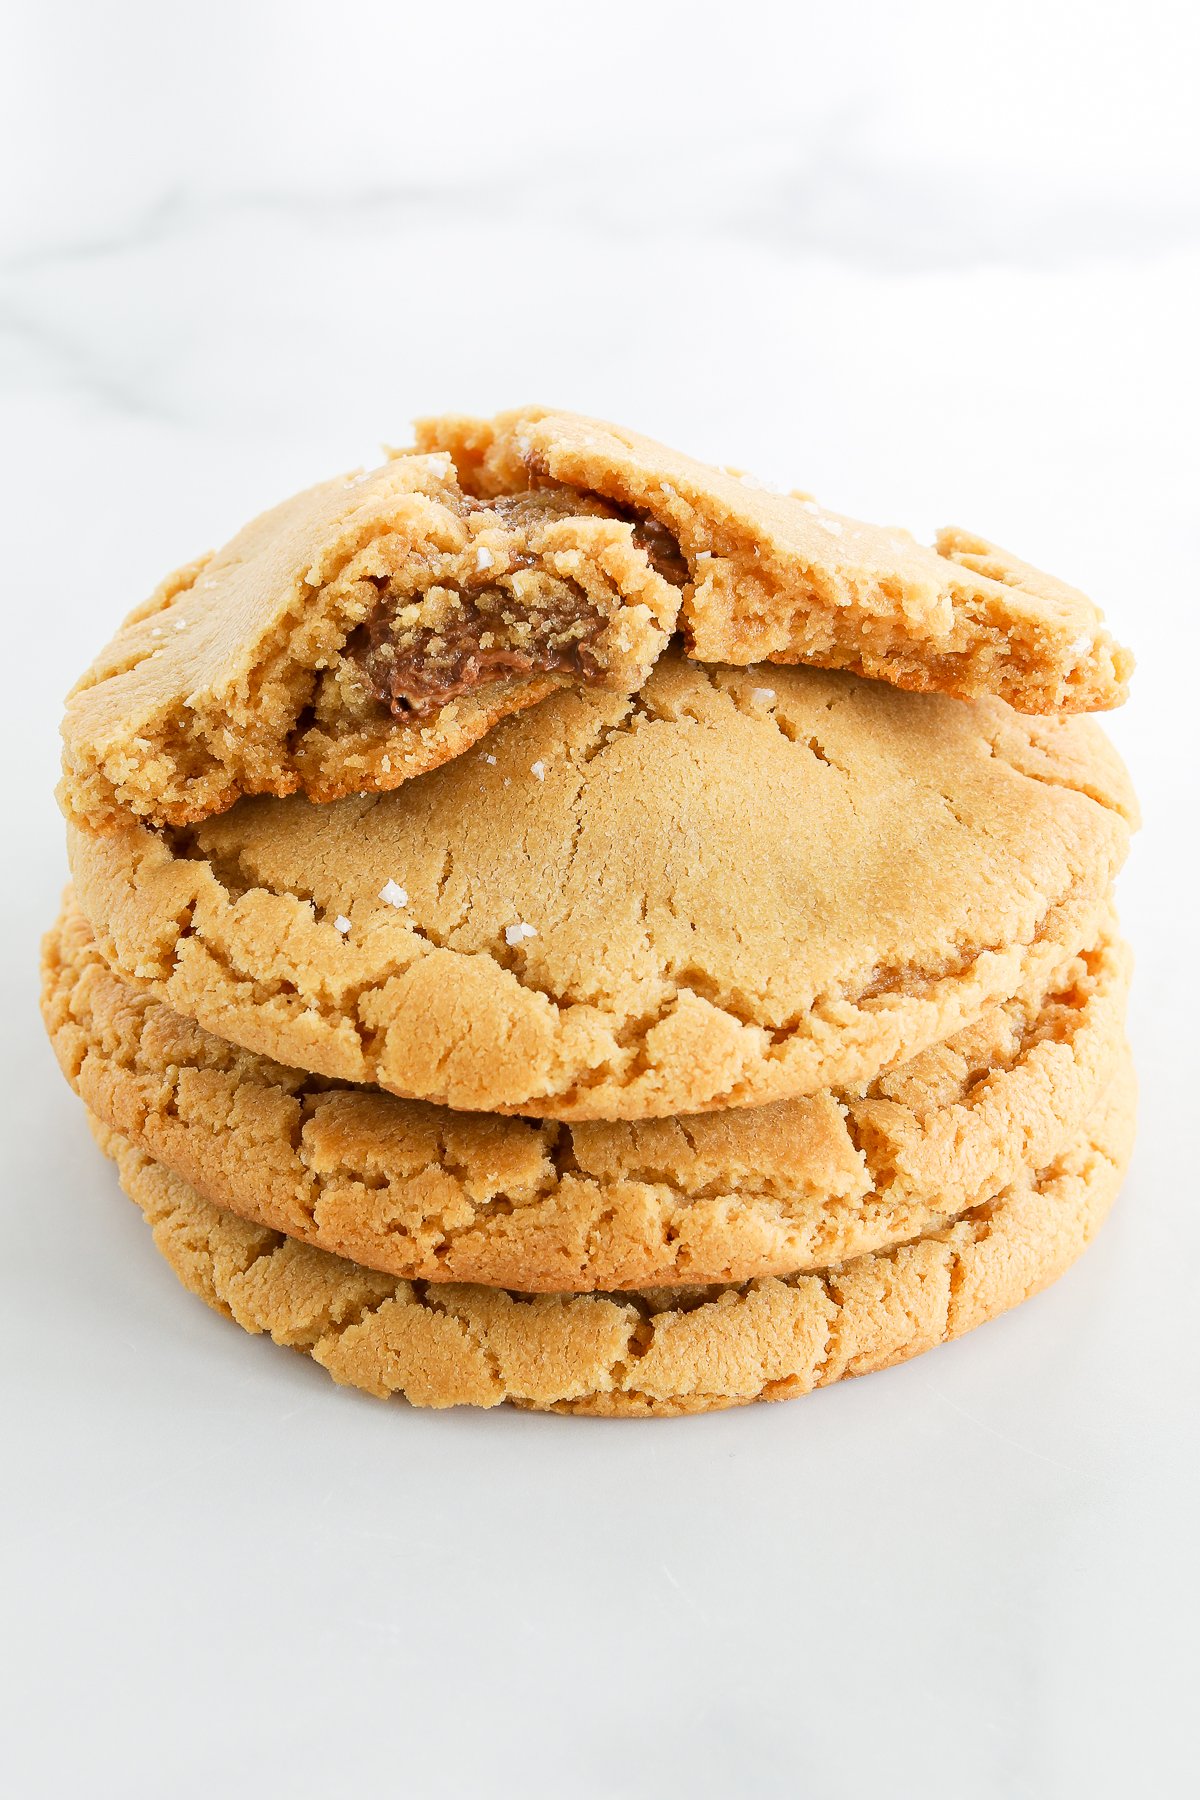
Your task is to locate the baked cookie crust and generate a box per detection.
[44,896,1131,1291]
[66,655,1136,1119]
[87,1056,1134,1416]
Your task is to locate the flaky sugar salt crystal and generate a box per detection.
[379,880,408,908]
[333,915,352,935]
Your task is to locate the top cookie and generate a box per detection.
[418,407,1132,711]
[66,654,1136,1120]
[59,408,1132,834]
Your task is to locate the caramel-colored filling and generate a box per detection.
[629,516,690,588]
[345,487,686,719]
[349,586,608,718]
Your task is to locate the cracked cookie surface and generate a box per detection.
[418,406,1133,714]
[44,896,1131,1290]
[66,653,1136,1119]
[87,1055,1135,1415]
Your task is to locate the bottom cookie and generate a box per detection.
[89,1057,1134,1417]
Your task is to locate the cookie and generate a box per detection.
[44,895,1131,1291]
[59,455,681,832]
[66,656,1135,1120]
[59,413,1132,837]
[87,1054,1135,1415]
[418,406,1133,713]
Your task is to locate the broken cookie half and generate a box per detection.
[59,453,682,831]
[60,407,1132,833]
[418,407,1132,715]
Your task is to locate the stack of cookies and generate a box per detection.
[42,409,1138,1416]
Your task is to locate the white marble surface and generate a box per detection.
[3,6,1198,1796]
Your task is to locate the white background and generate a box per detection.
[3,3,1198,1795]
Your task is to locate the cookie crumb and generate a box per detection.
[333,914,352,935]
[530,760,546,780]
[504,921,537,946]
[378,880,408,908]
